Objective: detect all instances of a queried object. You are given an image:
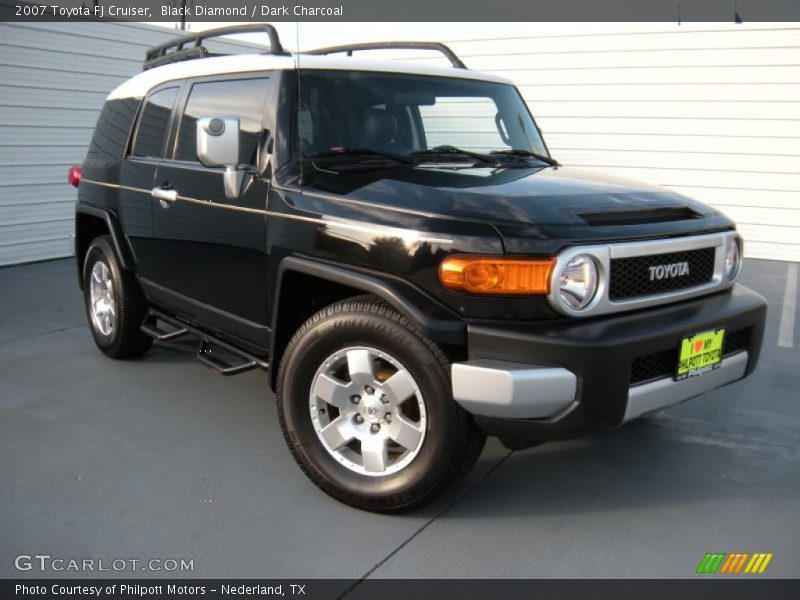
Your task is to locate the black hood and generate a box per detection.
[301,164,735,253]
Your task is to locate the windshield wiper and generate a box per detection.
[490,148,559,166]
[308,147,412,164]
[411,145,499,165]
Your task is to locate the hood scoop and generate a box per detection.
[578,206,703,227]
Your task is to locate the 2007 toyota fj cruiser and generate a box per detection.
[72,25,767,512]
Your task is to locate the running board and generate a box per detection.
[141,312,189,342]
[141,309,268,376]
[197,337,261,376]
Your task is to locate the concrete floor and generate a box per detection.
[0,257,798,579]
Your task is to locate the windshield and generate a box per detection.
[295,70,548,162]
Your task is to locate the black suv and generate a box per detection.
[71,25,767,512]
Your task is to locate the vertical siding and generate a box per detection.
[397,23,800,262]
[0,22,256,266]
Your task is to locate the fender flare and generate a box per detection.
[76,205,135,271]
[269,256,466,384]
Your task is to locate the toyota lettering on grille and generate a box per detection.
[648,261,690,281]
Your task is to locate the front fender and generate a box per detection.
[268,256,466,388]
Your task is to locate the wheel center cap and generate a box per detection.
[359,393,384,423]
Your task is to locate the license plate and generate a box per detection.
[675,329,725,381]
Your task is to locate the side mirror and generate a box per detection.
[197,116,243,200]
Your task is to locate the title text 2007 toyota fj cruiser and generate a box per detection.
[71,25,767,512]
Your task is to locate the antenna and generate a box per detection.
[295,21,304,185]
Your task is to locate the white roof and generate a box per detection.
[108,53,514,100]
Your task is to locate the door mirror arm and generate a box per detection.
[258,130,274,179]
[223,166,245,200]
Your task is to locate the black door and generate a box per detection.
[145,76,276,348]
[118,85,180,278]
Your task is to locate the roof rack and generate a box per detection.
[307,42,467,69]
[143,24,287,71]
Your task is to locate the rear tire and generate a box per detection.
[277,295,485,513]
[82,235,152,359]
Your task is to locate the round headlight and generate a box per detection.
[725,237,742,281]
[559,254,599,311]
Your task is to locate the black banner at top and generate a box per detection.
[2,0,800,22]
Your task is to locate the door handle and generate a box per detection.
[151,187,177,205]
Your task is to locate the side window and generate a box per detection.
[132,87,179,158]
[175,78,269,165]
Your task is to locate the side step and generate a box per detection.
[196,338,261,376]
[141,309,268,376]
[141,313,189,342]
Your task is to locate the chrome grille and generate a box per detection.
[609,247,716,300]
[548,231,739,319]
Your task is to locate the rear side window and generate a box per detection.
[132,87,179,158]
[174,78,268,165]
[87,98,140,161]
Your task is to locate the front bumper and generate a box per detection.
[451,284,766,441]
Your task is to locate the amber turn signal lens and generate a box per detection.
[438,256,555,295]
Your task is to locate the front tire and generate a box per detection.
[82,235,152,359]
[277,296,485,513]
